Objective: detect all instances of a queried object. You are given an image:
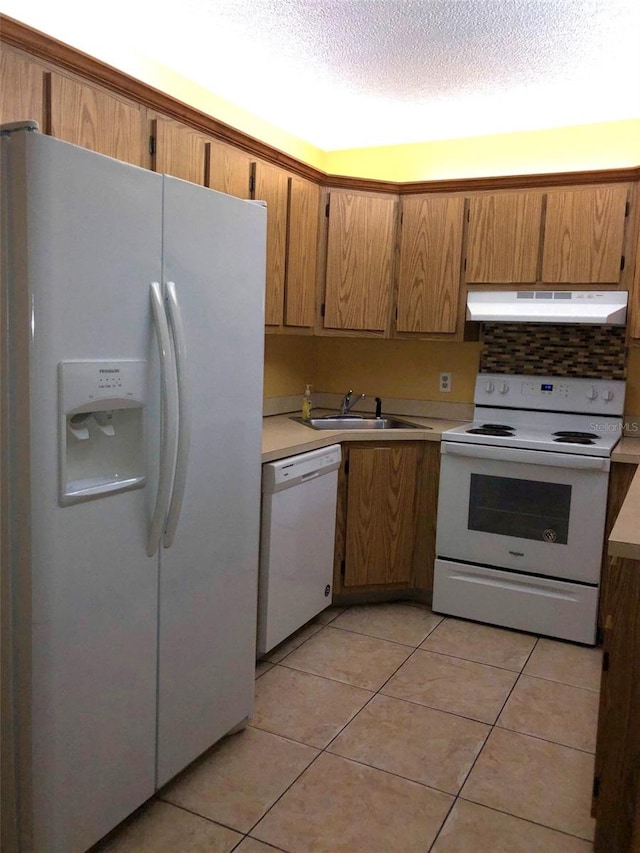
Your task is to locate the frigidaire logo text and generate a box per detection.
[99,369,120,373]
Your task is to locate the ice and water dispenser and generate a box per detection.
[59,360,147,505]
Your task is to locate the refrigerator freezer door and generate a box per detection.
[156,177,266,785]
[4,131,162,852]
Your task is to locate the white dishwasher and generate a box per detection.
[257,444,341,656]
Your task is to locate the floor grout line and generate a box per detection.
[163,605,600,852]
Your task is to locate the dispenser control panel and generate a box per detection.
[60,360,147,414]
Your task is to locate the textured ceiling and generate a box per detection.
[5,0,640,149]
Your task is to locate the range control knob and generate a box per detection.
[587,385,599,401]
[498,381,509,395]
[484,381,495,393]
[602,389,615,402]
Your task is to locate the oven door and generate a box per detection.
[436,441,610,584]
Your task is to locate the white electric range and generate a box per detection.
[433,373,626,645]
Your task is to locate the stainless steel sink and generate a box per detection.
[291,415,427,431]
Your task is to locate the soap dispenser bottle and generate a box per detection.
[302,384,313,421]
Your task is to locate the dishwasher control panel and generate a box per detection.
[262,444,341,493]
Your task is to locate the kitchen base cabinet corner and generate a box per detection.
[332,441,439,600]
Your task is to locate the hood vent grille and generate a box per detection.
[466,290,627,325]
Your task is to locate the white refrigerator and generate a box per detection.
[0,124,266,852]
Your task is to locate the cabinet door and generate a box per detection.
[324,193,396,332]
[252,161,288,326]
[0,47,44,127]
[285,176,319,327]
[542,186,629,283]
[397,194,465,334]
[49,72,147,167]
[152,117,207,185]
[593,556,640,852]
[466,192,543,283]
[344,444,419,587]
[208,139,251,198]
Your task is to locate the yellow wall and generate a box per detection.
[326,120,640,182]
[264,335,640,419]
[263,336,317,398]
[133,61,639,181]
[263,336,481,404]
[131,57,327,171]
[315,338,480,403]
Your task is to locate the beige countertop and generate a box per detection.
[261,411,462,463]
[611,436,640,464]
[610,455,640,561]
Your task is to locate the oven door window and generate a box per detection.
[468,474,571,544]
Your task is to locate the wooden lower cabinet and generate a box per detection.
[599,461,638,634]
[592,554,640,852]
[333,441,440,598]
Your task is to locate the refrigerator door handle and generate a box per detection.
[163,281,191,548]
[148,281,179,557]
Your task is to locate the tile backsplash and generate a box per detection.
[480,323,626,380]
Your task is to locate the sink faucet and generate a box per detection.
[340,389,366,415]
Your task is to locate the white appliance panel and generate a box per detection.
[9,132,163,852]
[433,559,599,645]
[155,177,266,785]
[258,446,341,656]
[436,444,609,584]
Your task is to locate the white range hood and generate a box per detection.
[466,290,628,325]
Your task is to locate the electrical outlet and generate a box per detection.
[439,372,452,393]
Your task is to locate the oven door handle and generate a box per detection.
[441,441,610,472]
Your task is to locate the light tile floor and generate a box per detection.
[95,602,602,852]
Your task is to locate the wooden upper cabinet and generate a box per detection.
[208,139,251,198]
[152,117,207,185]
[284,176,319,328]
[343,444,418,588]
[541,185,629,283]
[466,191,543,283]
[0,47,44,128]
[252,160,288,326]
[48,73,147,167]
[324,192,396,332]
[397,194,465,334]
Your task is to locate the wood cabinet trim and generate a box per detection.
[3,16,639,194]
